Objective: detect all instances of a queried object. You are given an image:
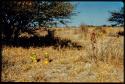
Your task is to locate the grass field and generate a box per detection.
[1,27,124,82]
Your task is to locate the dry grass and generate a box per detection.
[1,27,124,82]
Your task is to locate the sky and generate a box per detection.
[62,1,124,27]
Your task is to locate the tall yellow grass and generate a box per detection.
[2,27,124,82]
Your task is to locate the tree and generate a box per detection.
[0,1,37,39]
[108,7,124,26]
[36,1,74,28]
[0,1,75,39]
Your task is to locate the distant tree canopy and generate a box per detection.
[0,1,75,39]
[108,7,124,26]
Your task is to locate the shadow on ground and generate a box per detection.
[2,31,82,50]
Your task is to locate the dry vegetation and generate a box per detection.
[1,26,124,82]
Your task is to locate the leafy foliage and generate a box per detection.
[108,7,124,26]
[0,1,74,39]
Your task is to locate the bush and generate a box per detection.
[117,31,124,36]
